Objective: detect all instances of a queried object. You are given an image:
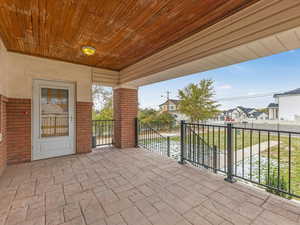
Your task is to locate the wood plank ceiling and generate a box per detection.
[0,0,259,71]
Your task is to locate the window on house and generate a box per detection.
[169,105,175,110]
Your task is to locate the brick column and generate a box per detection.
[113,88,138,148]
[76,102,92,154]
[7,98,31,164]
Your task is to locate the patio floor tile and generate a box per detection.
[0,147,299,225]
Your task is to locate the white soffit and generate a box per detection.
[120,0,300,87]
[125,26,300,87]
[91,68,119,87]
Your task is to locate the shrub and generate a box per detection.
[265,168,292,199]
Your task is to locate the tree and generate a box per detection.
[178,79,220,122]
[92,85,112,111]
[138,108,176,130]
[258,108,268,114]
[94,107,113,120]
[92,85,113,120]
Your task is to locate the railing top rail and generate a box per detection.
[183,122,227,128]
[232,126,300,135]
[183,121,300,135]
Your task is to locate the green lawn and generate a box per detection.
[170,129,269,151]
[170,129,300,197]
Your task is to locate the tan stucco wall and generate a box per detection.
[0,41,8,96]
[4,50,93,102]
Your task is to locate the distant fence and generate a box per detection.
[92,120,114,147]
[235,121,300,132]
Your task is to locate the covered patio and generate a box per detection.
[1,0,300,224]
[0,147,299,225]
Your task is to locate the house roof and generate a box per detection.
[267,103,278,108]
[237,106,256,115]
[223,106,257,117]
[250,111,266,118]
[159,99,180,107]
[274,88,300,98]
[42,104,66,115]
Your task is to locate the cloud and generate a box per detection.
[247,92,257,96]
[218,84,232,90]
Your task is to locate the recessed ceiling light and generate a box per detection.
[82,46,96,56]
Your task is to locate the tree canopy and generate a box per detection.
[178,79,220,122]
[92,85,112,111]
[139,108,176,129]
[92,85,113,120]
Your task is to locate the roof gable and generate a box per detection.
[159,99,180,107]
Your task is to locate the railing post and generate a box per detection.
[225,123,236,183]
[92,121,96,148]
[213,145,217,173]
[179,120,185,164]
[135,118,139,148]
[167,136,170,157]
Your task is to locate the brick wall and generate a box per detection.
[4,99,92,165]
[7,98,31,164]
[0,96,7,175]
[113,88,138,148]
[76,102,92,154]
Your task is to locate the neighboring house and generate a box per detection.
[273,88,300,121]
[159,99,189,121]
[221,106,268,121]
[249,111,268,120]
[159,99,180,113]
[267,103,279,120]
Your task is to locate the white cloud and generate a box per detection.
[247,92,258,96]
[218,84,232,90]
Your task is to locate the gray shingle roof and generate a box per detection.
[274,88,300,98]
[250,111,264,118]
[267,103,278,108]
[237,106,255,115]
[159,99,180,107]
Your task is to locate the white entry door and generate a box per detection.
[33,80,75,160]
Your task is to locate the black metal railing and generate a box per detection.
[92,120,114,147]
[180,121,227,174]
[137,119,173,157]
[180,121,300,199]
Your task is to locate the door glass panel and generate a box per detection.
[40,88,69,137]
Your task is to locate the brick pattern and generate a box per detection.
[0,147,299,225]
[0,95,7,175]
[4,99,92,165]
[76,102,92,154]
[113,88,138,148]
[7,98,31,164]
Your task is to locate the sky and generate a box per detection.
[138,48,300,110]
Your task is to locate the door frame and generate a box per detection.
[32,79,76,161]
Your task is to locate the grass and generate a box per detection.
[170,129,269,151]
[170,129,300,197]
